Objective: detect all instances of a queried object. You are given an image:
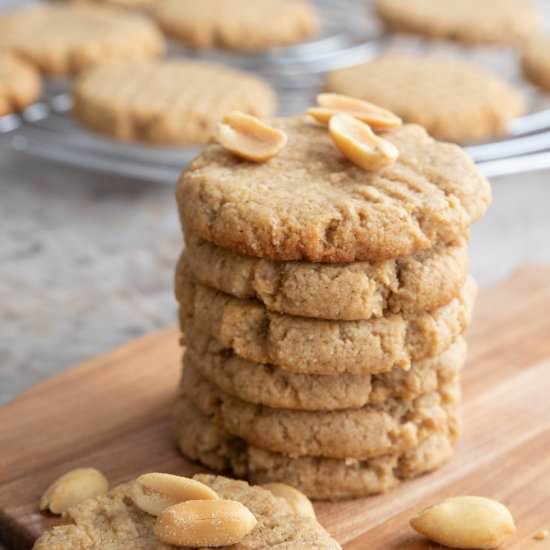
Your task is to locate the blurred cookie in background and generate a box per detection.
[66,0,157,7]
[0,52,42,115]
[326,54,525,143]
[0,4,164,75]
[151,0,319,51]
[373,0,539,46]
[522,35,550,92]
[72,60,276,144]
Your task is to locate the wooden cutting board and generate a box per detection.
[1,266,550,550]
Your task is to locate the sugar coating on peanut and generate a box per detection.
[133,473,219,516]
[261,482,316,520]
[308,93,402,131]
[216,111,287,162]
[154,499,258,547]
[329,113,399,171]
[40,468,109,515]
[410,496,516,549]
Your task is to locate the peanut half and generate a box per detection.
[410,496,516,549]
[154,499,257,547]
[329,113,398,171]
[133,473,219,516]
[261,483,316,520]
[40,468,109,515]
[216,111,287,162]
[308,93,402,131]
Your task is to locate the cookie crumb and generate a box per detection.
[534,529,549,541]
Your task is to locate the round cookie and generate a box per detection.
[151,0,319,51]
[0,4,164,75]
[177,117,491,263]
[373,0,539,46]
[184,232,469,321]
[73,60,276,144]
[182,363,459,460]
[522,35,550,92]
[174,398,460,500]
[0,52,41,116]
[326,54,525,143]
[182,335,466,411]
[176,260,477,375]
[33,474,341,549]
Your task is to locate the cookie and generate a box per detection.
[151,0,319,51]
[183,232,469,321]
[73,60,276,144]
[177,117,491,263]
[33,474,341,549]
[182,334,466,411]
[181,362,459,460]
[373,0,539,46]
[0,52,41,116]
[522,35,550,92]
[326,54,525,143]
[0,4,164,75]
[174,398,460,500]
[176,260,477,375]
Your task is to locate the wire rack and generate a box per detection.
[3,0,550,183]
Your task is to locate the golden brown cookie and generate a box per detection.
[0,52,41,116]
[73,60,276,144]
[326,54,525,143]
[183,232,469,321]
[177,117,491,263]
[174,398,460,500]
[181,362,460,460]
[151,0,319,51]
[522,35,550,92]
[374,0,539,45]
[176,260,477,375]
[33,475,341,549]
[0,4,164,75]
[182,334,466,411]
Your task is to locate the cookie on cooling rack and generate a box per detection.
[0,52,41,116]
[72,60,276,144]
[522,35,550,92]
[151,0,319,51]
[326,54,525,143]
[0,4,164,75]
[373,0,539,46]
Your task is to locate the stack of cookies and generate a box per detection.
[174,112,491,500]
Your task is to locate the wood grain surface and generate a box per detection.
[1,266,550,549]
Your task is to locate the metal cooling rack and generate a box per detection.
[4,0,550,182]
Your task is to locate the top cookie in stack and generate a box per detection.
[174,110,491,500]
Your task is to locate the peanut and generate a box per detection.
[261,482,316,520]
[40,468,108,515]
[154,499,257,547]
[216,111,287,162]
[308,93,401,130]
[133,473,218,516]
[329,113,398,171]
[410,496,516,549]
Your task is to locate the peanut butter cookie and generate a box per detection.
[177,117,491,263]
[0,4,163,75]
[73,60,276,144]
[522,35,550,92]
[326,54,525,143]
[0,52,41,116]
[151,0,319,51]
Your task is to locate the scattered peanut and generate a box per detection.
[328,113,398,171]
[410,496,516,549]
[308,93,402,131]
[261,482,316,520]
[154,499,257,547]
[133,473,219,516]
[534,529,549,541]
[216,111,287,162]
[40,468,108,515]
